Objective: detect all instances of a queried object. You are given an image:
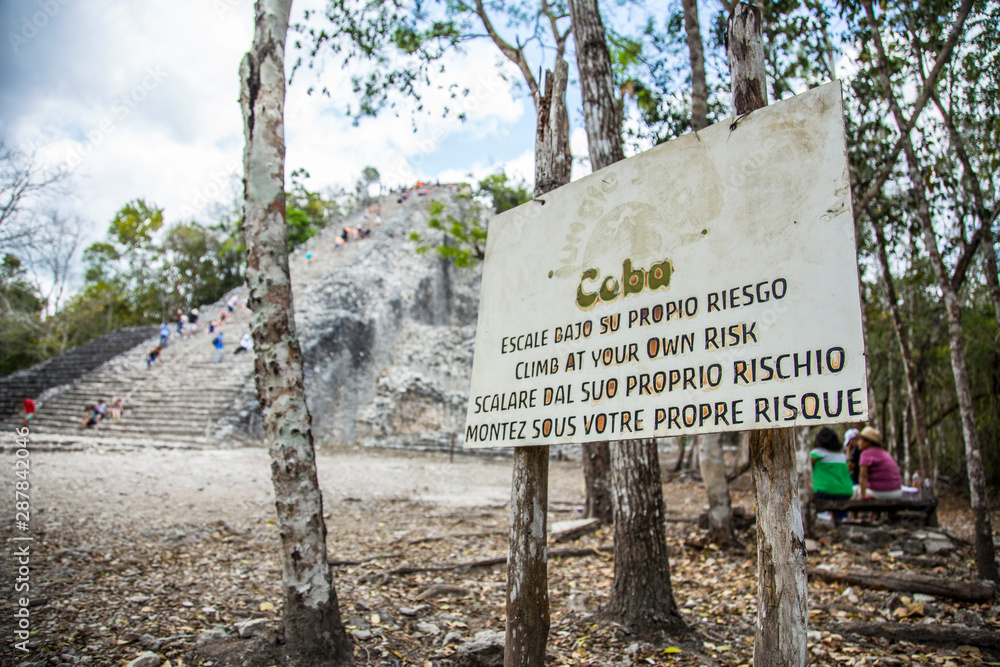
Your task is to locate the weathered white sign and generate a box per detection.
[464,81,868,449]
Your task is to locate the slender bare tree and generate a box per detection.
[681,0,708,131]
[505,60,570,666]
[699,432,737,546]
[728,5,808,665]
[569,0,686,635]
[861,0,998,583]
[239,0,354,662]
[0,141,66,251]
[870,217,932,478]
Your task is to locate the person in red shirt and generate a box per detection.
[22,398,36,428]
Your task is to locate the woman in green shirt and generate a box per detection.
[811,427,854,521]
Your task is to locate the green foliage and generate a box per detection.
[361,166,381,185]
[298,1,469,120]
[109,199,163,249]
[161,221,241,308]
[408,172,530,266]
[1,194,251,376]
[287,169,343,249]
[80,200,166,324]
[837,0,1000,485]
[476,171,531,213]
[298,0,570,122]
[1,162,356,377]
[609,11,728,146]
[356,166,383,205]
[409,199,487,268]
[286,208,316,249]
[0,254,45,375]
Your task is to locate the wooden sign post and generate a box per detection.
[728,4,808,665]
[503,62,569,666]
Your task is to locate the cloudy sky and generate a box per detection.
[1,0,593,268]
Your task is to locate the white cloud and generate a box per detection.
[284,38,528,191]
[2,0,582,294]
[2,0,253,245]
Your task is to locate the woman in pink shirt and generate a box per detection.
[857,426,902,499]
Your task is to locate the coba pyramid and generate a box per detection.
[1,185,482,452]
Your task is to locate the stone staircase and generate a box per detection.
[0,325,159,419]
[1,292,257,451]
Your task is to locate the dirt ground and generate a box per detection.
[1,444,997,666]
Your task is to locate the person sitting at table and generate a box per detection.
[857,426,903,500]
[811,427,854,523]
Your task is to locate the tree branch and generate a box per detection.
[851,0,975,220]
[473,0,539,104]
[925,89,1000,292]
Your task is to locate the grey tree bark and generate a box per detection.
[475,0,572,188]
[796,428,814,539]
[239,1,353,663]
[861,0,998,584]
[979,223,1000,331]
[605,439,685,635]
[699,433,736,546]
[982,226,1000,330]
[504,63,569,667]
[859,292,881,435]
[568,0,623,168]
[568,0,685,634]
[727,5,808,665]
[673,436,688,473]
[928,91,1000,331]
[566,0,617,526]
[505,446,549,667]
[581,444,613,523]
[850,0,975,220]
[682,0,709,131]
[870,219,932,478]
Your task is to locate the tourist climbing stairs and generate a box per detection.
[1,292,256,451]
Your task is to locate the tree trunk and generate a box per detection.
[796,428,814,539]
[862,0,998,584]
[581,442,613,523]
[504,64,570,667]
[505,447,549,666]
[533,59,571,193]
[568,0,623,169]
[239,1,353,664]
[886,358,897,459]
[927,92,1000,331]
[902,403,911,483]
[728,6,808,665]
[850,0,975,220]
[749,429,808,663]
[727,6,767,116]
[604,439,686,635]
[673,436,688,473]
[871,218,932,478]
[981,224,1000,330]
[699,433,736,546]
[681,0,708,131]
[859,293,881,434]
[684,438,700,473]
[561,0,620,532]
[568,0,685,634]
